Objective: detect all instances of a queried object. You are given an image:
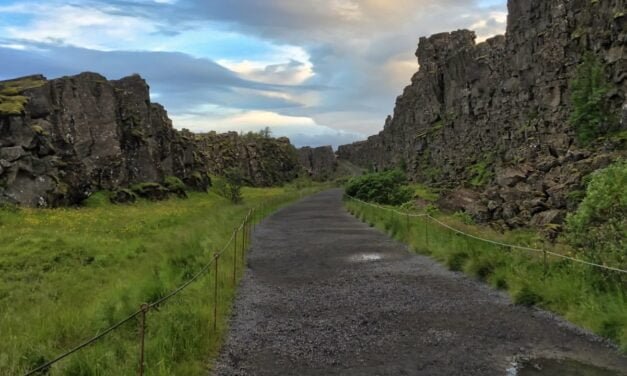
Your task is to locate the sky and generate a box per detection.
[0,0,507,148]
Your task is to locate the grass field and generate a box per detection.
[345,197,627,353]
[0,184,322,375]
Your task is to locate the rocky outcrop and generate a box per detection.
[0,73,302,206]
[298,146,337,181]
[338,0,626,229]
[192,131,301,187]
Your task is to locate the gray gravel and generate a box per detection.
[213,189,627,375]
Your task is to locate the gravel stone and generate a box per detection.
[213,189,627,375]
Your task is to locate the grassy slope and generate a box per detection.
[0,185,322,375]
[345,198,627,353]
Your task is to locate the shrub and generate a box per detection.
[514,285,543,307]
[569,53,615,144]
[164,176,186,192]
[345,169,413,205]
[214,168,244,204]
[565,160,626,279]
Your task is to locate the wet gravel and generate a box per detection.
[213,189,627,375]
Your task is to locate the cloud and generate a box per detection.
[171,109,364,148]
[0,0,508,145]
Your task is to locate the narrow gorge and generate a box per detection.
[338,0,626,229]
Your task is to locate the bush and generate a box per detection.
[514,285,543,307]
[565,160,626,277]
[569,53,615,144]
[214,168,244,204]
[345,170,413,205]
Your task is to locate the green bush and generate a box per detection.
[565,160,626,278]
[345,170,413,205]
[569,53,615,144]
[514,285,543,307]
[214,168,244,204]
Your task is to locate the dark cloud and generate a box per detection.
[0,42,311,112]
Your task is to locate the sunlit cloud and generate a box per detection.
[0,0,508,146]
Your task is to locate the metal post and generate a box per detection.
[138,303,149,376]
[213,253,219,332]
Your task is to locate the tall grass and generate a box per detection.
[345,199,627,352]
[0,185,322,375]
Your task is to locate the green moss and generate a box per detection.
[0,76,45,116]
[0,95,29,116]
[470,155,494,187]
[164,176,186,192]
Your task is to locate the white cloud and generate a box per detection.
[2,3,158,50]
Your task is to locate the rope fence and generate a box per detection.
[23,203,268,376]
[345,195,627,275]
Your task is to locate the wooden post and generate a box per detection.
[213,253,219,332]
[425,218,429,250]
[138,303,149,376]
[543,249,548,280]
[233,228,238,286]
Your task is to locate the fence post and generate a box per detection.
[543,249,548,280]
[425,217,429,250]
[138,303,149,376]
[213,253,219,332]
[233,228,238,286]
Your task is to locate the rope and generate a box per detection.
[23,208,254,376]
[346,195,627,274]
[346,195,427,217]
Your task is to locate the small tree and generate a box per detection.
[569,53,614,144]
[260,126,272,138]
[223,167,244,204]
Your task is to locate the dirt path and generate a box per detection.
[214,189,627,375]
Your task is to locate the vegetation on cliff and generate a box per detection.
[0,76,45,115]
[569,53,615,145]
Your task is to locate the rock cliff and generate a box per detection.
[338,0,626,229]
[297,146,337,181]
[0,73,301,206]
[193,131,301,187]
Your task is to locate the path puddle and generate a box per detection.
[349,253,383,262]
[507,358,620,376]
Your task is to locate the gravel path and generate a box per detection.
[213,189,627,375]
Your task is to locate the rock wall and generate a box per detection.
[192,132,302,187]
[0,72,302,206]
[338,0,626,229]
[297,146,337,181]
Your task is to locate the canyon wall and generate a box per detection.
[297,145,338,181]
[0,73,302,206]
[338,0,626,228]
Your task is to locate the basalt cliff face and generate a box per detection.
[0,72,302,206]
[298,146,338,181]
[338,0,626,229]
[193,131,301,187]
